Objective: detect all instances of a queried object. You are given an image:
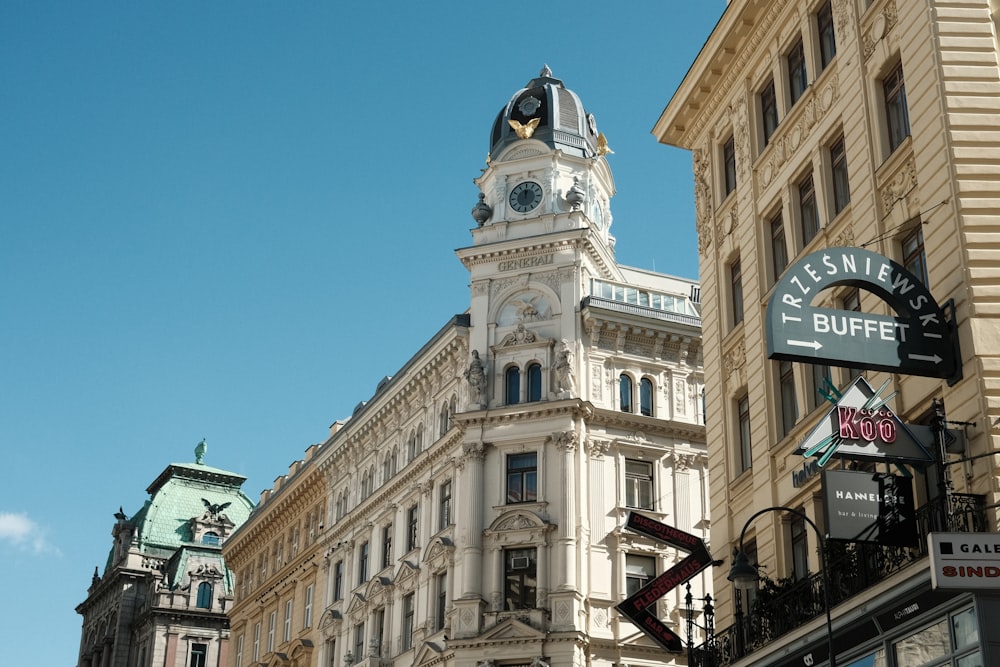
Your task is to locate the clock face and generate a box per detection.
[509,181,543,213]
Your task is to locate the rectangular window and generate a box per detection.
[504,548,537,610]
[780,360,798,437]
[625,459,654,510]
[625,554,657,597]
[304,584,313,628]
[902,227,928,286]
[406,505,419,551]
[267,610,276,652]
[325,639,336,667]
[189,643,207,667]
[333,561,344,601]
[353,623,365,663]
[401,593,415,650]
[723,135,737,196]
[506,453,538,503]
[738,395,752,473]
[730,258,744,327]
[799,173,819,245]
[284,599,292,642]
[235,636,244,667]
[435,572,447,631]
[358,542,369,584]
[439,480,452,530]
[809,364,832,412]
[787,39,808,105]
[884,61,910,152]
[761,79,779,146]
[770,211,788,281]
[382,523,393,569]
[790,512,809,580]
[253,622,260,660]
[830,136,850,214]
[374,607,385,656]
[817,1,836,69]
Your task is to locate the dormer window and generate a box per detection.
[202,532,220,546]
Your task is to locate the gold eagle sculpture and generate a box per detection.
[509,117,540,139]
[596,132,614,156]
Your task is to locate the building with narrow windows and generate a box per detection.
[656,1,1000,666]
[76,442,254,667]
[223,68,708,667]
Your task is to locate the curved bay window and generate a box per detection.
[620,374,634,413]
[505,366,521,405]
[639,377,654,416]
[527,363,542,402]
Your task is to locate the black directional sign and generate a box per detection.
[615,512,713,653]
[765,247,960,382]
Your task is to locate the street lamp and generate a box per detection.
[727,505,836,667]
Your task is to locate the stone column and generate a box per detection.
[459,442,486,598]
[551,430,578,592]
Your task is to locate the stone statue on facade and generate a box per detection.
[465,350,487,408]
[554,340,576,396]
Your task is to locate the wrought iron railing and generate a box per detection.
[688,494,987,667]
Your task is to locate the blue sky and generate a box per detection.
[0,2,724,663]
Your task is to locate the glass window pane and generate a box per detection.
[953,607,979,649]
[958,652,983,667]
[893,618,949,665]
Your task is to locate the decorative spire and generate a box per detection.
[194,439,207,465]
[540,64,553,78]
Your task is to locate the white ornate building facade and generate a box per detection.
[223,69,708,667]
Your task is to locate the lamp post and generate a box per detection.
[727,506,836,667]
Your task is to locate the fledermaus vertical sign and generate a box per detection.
[765,247,960,382]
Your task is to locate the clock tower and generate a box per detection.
[458,66,623,409]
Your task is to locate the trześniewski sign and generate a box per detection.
[765,247,960,382]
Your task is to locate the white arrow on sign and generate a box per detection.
[787,339,823,350]
[908,353,942,364]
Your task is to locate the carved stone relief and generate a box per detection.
[862,0,898,61]
[693,147,713,255]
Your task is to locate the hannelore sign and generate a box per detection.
[766,247,960,382]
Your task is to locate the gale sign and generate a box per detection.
[929,533,1000,591]
[766,247,960,382]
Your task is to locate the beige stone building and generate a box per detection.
[223,69,709,667]
[223,445,327,667]
[655,1,1000,666]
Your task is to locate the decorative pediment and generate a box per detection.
[393,560,420,593]
[347,592,367,623]
[288,639,314,661]
[263,652,290,667]
[422,536,455,569]
[495,323,551,350]
[479,616,546,642]
[319,608,342,639]
[412,641,445,667]
[484,510,553,547]
[364,576,393,605]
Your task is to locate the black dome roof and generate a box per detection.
[490,66,600,160]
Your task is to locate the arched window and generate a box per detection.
[526,363,542,402]
[620,374,634,413]
[416,425,423,454]
[640,378,654,416]
[440,402,450,437]
[196,582,213,609]
[408,431,417,462]
[383,452,393,484]
[505,366,521,405]
[202,531,220,546]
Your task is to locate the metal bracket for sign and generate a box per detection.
[943,298,962,386]
[615,512,713,653]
